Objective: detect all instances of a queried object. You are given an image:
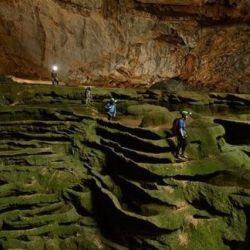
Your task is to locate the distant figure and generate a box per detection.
[172,111,192,160]
[51,66,59,86]
[105,98,117,121]
[85,87,92,105]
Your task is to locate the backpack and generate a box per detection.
[171,118,180,136]
[104,102,111,112]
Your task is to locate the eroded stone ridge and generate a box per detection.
[0,84,249,249]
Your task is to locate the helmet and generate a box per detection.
[180,110,192,117]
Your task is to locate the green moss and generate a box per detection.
[187,123,225,158]
[127,104,175,127]
[0,237,45,250]
[0,84,249,249]
[4,208,80,229]
[127,104,168,116]
[65,189,93,215]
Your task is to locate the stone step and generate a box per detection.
[0,148,53,158]
[100,138,173,164]
[96,118,164,140]
[0,132,70,142]
[92,178,195,233]
[117,176,184,208]
[96,126,170,153]
[0,194,59,212]
[4,208,80,230]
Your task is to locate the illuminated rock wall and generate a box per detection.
[0,0,249,91]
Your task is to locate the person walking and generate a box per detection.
[105,98,117,121]
[51,66,59,86]
[172,111,192,160]
[85,87,92,105]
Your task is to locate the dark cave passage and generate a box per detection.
[214,119,250,145]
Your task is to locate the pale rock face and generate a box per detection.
[0,0,249,92]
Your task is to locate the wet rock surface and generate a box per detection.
[0,0,249,92]
[0,83,249,249]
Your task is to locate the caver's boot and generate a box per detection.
[174,151,183,160]
[180,154,188,159]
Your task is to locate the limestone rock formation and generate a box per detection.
[0,82,249,249]
[0,0,249,92]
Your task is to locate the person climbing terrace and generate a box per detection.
[105,97,117,121]
[172,110,192,160]
[51,65,59,86]
[84,86,92,105]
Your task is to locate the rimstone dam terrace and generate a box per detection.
[0,1,249,250]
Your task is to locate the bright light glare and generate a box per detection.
[52,65,58,71]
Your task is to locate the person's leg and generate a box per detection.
[180,138,187,157]
[175,136,182,157]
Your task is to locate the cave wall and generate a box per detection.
[0,0,249,91]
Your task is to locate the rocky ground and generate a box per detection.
[0,82,249,249]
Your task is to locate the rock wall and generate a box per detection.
[0,0,249,91]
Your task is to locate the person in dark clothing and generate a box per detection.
[51,66,59,86]
[172,111,191,160]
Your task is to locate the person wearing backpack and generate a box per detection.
[172,111,192,160]
[105,98,117,121]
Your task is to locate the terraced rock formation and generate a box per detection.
[0,83,249,249]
